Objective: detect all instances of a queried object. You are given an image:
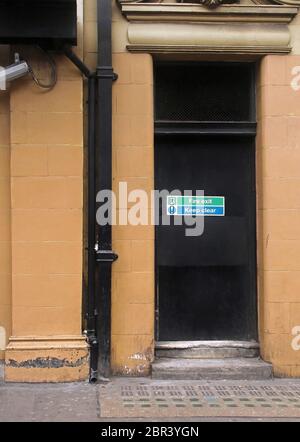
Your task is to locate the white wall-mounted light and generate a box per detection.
[0,53,29,91]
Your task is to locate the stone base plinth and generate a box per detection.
[5,336,89,383]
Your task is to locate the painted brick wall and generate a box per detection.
[258,54,300,377]
[10,62,84,337]
[0,46,12,361]
[111,52,154,375]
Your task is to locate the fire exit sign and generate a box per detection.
[167,196,225,217]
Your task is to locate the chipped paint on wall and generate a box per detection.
[115,364,150,376]
[6,355,88,369]
[130,352,149,361]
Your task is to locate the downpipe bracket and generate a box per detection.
[96,66,118,82]
[96,250,118,263]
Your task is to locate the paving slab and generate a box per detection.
[99,378,300,419]
[1,372,300,422]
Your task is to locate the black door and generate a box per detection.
[155,62,257,342]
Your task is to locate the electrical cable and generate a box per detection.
[26,46,57,90]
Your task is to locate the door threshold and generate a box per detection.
[155,340,260,359]
[156,341,259,350]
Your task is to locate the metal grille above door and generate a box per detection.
[155,63,255,123]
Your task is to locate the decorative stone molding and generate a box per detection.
[179,0,239,7]
[260,0,300,5]
[117,1,298,54]
[119,0,300,6]
[127,22,292,53]
[118,1,298,23]
[198,0,300,6]
[122,0,241,9]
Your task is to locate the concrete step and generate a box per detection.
[152,358,273,381]
[155,341,260,359]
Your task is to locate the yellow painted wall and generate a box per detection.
[4,48,88,381]
[0,46,12,361]
[258,54,300,377]
[4,0,89,381]
[111,52,154,375]
[10,57,83,338]
[0,0,299,379]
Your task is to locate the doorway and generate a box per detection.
[155,62,258,343]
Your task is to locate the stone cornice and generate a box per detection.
[127,22,292,54]
[258,0,300,5]
[118,2,298,23]
[117,1,299,54]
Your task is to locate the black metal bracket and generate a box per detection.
[96,250,119,263]
[96,67,118,82]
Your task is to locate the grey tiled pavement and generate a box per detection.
[1,363,300,422]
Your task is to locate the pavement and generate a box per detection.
[1,363,300,422]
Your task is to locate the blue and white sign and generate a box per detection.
[167,196,225,217]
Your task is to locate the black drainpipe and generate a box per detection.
[64,0,118,383]
[94,0,118,381]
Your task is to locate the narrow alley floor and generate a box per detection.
[1,364,300,422]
